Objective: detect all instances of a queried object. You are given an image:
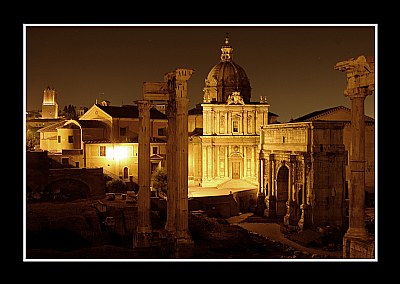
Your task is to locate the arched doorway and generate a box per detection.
[123,166,129,180]
[276,165,289,218]
[43,179,90,201]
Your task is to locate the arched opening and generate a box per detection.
[123,167,129,180]
[276,165,289,218]
[43,179,90,201]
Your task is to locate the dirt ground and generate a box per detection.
[24,198,340,260]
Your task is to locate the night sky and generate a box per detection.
[25,24,376,122]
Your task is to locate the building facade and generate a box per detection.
[188,35,272,188]
[37,101,168,183]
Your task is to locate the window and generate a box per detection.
[68,135,74,143]
[120,127,127,136]
[232,120,239,133]
[99,146,106,157]
[158,127,166,136]
[61,157,69,165]
[57,136,61,143]
[152,146,158,155]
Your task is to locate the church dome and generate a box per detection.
[203,34,251,103]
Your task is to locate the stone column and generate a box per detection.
[224,146,228,177]
[335,55,375,258]
[172,68,194,257]
[207,146,212,180]
[345,87,372,240]
[284,157,297,226]
[265,154,276,219]
[243,110,248,134]
[227,111,232,134]
[134,100,152,248]
[298,157,312,230]
[256,151,266,215]
[256,128,266,215]
[165,99,177,232]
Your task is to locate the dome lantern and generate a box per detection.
[203,34,251,103]
[220,33,233,62]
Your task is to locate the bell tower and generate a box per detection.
[41,86,59,119]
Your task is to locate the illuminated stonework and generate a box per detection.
[41,86,59,119]
[197,96,269,188]
[189,36,269,188]
[259,122,347,228]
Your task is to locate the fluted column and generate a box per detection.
[134,100,152,248]
[298,156,312,230]
[171,68,194,257]
[265,154,276,219]
[284,157,297,226]
[165,99,177,232]
[256,128,266,215]
[345,87,372,240]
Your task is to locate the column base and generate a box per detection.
[173,236,194,258]
[264,195,276,219]
[255,193,266,216]
[343,234,375,259]
[344,227,369,240]
[133,230,152,249]
[284,201,297,226]
[297,204,312,230]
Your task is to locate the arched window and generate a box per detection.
[123,167,129,180]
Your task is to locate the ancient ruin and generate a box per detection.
[334,55,375,258]
[133,68,194,257]
[257,122,347,229]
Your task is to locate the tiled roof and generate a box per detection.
[96,104,167,119]
[291,105,374,123]
[188,105,203,115]
[37,120,67,132]
[78,120,108,129]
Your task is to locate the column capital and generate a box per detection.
[175,68,194,81]
[344,86,374,99]
[137,100,152,114]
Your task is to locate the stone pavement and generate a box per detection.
[227,213,343,259]
[188,179,257,197]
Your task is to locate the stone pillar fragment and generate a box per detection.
[335,55,375,258]
[134,100,152,248]
[284,157,297,226]
[345,88,371,239]
[298,158,312,230]
[256,127,266,216]
[171,68,194,257]
[165,99,177,232]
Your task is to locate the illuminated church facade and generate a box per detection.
[187,36,273,188]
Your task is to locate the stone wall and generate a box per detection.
[188,189,257,218]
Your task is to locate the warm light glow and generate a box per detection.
[110,146,128,160]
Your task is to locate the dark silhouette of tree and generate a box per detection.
[62,104,77,119]
[106,178,128,193]
[26,129,39,150]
